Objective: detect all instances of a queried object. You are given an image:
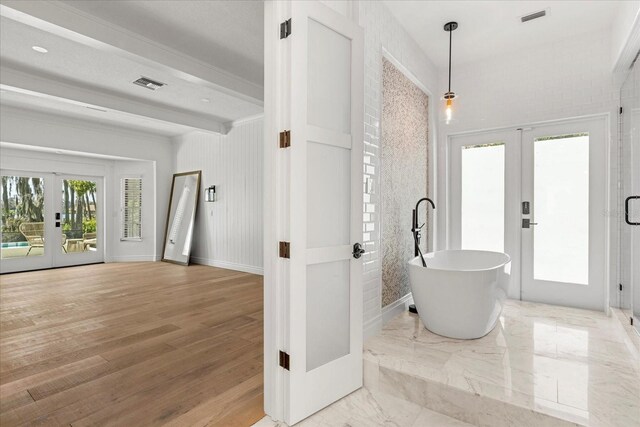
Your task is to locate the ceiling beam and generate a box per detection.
[0,1,264,105]
[0,64,227,134]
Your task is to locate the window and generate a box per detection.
[460,142,505,252]
[533,133,589,285]
[121,177,142,240]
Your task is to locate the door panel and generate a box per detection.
[521,118,607,310]
[532,134,589,285]
[306,259,350,371]
[286,1,364,424]
[54,175,104,267]
[306,141,351,248]
[449,130,520,262]
[632,109,640,332]
[0,171,54,273]
[460,142,506,252]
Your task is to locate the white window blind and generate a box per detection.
[121,177,142,240]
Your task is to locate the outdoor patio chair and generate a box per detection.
[83,232,97,251]
[18,222,68,255]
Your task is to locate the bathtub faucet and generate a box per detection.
[412,198,435,267]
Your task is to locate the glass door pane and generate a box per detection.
[533,133,589,285]
[60,178,98,255]
[305,18,352,371]
[1,175,46,259]
[461,142,505,252]
[619,59,640,332]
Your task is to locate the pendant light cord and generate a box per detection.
[448,27,452,93]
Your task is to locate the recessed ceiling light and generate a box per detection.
[201,98,211,103]
[32,46,48,53]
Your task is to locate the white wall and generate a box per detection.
[435,28,619,304]
[0,105,173,260]
[358,1,440,338]
[173,117,264,274]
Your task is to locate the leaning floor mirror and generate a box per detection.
[162,171,201,265]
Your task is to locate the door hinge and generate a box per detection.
[280,18,291,39]
[279,130,291,148]
[632,317,635,326]
[279,350,290,370]
[620,106,623,115]
[619,283,623,291]
[279,241,290,258]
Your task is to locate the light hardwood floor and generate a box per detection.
[0,262,265,426]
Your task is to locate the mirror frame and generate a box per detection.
[161,170,202,266]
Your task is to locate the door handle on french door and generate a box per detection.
[522,219,539,228]
[352,243,365,259]
[626,196,640,225]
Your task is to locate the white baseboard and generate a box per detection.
[364,293,414,341]
[108,255,158,262]
[382,293,414,325]
[364,316,382,341]
[191,257,264,276]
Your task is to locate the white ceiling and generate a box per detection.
[0,15,262,123]
[383,1,624,70]
[0,0,625,137]
[0,1,264,137]
[59,0,264,87]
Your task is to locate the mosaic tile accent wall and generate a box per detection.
[381,57,429,307]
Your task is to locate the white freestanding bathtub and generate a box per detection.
[408,250,511,339]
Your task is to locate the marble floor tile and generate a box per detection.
[612,308,640,361]
[411,407,475,426]
[365,299,640,427]
[251,388,470,426]
[253,301,637,427]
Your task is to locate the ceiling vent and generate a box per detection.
[521,10,546,23]
[132,76,166,91]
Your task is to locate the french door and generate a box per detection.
[449,116,607,311]
[449,130,520,257]
[54,174,104,268]
[0,171,103,274]
[521,119,606,311]
[281,1,364,424]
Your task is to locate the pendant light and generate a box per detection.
[444,21,458,124]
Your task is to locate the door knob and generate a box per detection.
[352,243,365,259]
[522,219,539,228]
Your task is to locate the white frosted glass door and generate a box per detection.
[533,134,589,284]
[449,130,518,266]
[285,1,364,424]
[460,143,505,252]
[521,118,606,310]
